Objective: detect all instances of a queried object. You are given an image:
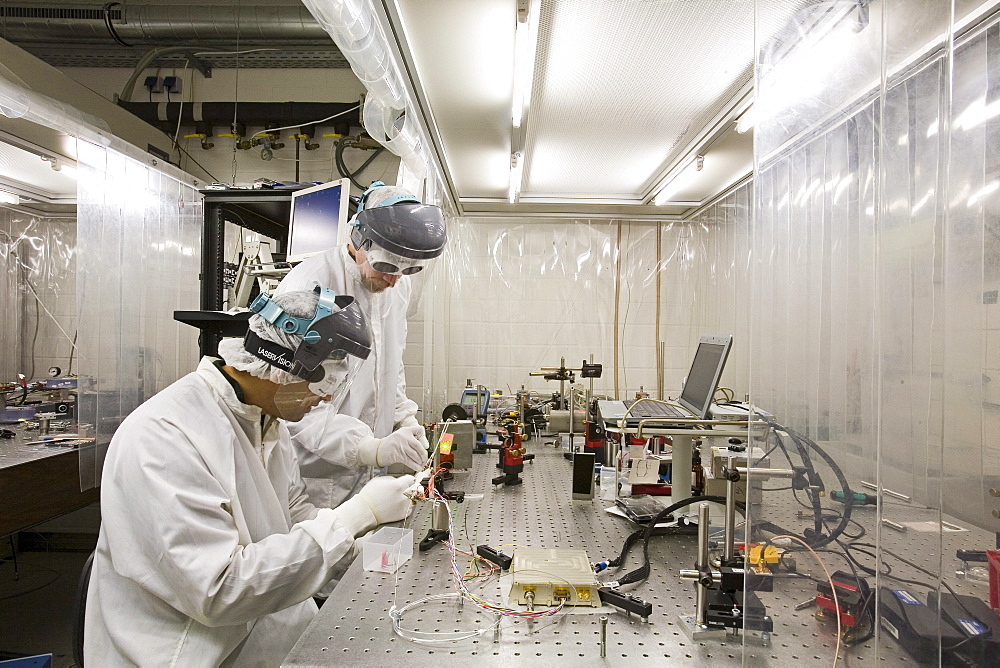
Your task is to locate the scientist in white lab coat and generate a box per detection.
[275,182,447,510]
[84,287,417,666]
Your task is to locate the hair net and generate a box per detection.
[218,289,320,386]
[359,183,420,211]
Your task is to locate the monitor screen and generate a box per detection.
[678,334,733,419]
[459,388,489,415]
[287,178,350,262]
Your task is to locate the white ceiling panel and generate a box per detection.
[394,0,515,200]
[525,0,754,198]
[389,0,846,217]
[0,140,77,203]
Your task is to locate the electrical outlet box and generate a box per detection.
[163,75,182,94]
[144,76,164,93]
[509,548,602,607]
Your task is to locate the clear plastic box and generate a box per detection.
[362,527,413,573]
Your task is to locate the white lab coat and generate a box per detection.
[84,358,364,667]
[274,244,418,509]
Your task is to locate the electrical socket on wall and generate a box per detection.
[143,76,164,93]
[163,76,182,94]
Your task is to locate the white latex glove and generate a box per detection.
[358,474,416,525]
[399,415,430,450]
[357,425,427,471]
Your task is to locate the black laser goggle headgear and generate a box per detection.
[244,286,371,382]
[349,182,447,275]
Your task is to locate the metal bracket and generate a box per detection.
[183,51,212,78]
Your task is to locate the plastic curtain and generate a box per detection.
[412,208,754,422]
[0,66,112,146]
[750,0,1000,663]
[0,208,76,382]
[75,141,201,491]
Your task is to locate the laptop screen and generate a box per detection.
[677,334,733,419]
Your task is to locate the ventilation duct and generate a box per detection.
[0,4,330,45]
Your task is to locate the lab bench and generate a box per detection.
[0,428,99,537]
[283,447,994,666]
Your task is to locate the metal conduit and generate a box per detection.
[0,4,327,44]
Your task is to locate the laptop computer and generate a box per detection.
[598,334,733,427]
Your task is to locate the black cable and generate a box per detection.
[0,557,61,601]
[782,428,825,538]
[68,329,78,376]
[607,529,644,569]
[853,542,982,614]
[819,509,868,540]
[354,146,385,177]
[791,485,812,509]
[173,142,219,182]
[102,2,133,47]
[612,495,744,587]
[840,541,884,576]
[335,138,385,190]
[28,279,40,382]
[826,514,866,540]
[335,138,362,189]
[0,571,60,601]
[841,540,983,652]
[763,419,856,548]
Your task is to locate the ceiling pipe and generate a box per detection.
[0,4,329,45]
[116,100,360,133]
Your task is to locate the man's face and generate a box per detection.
[271,380,331,422]
[354,247,401,293]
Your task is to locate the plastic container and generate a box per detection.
[601,466,618,501]
[362,527,413,573]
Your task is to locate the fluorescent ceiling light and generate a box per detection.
[654,155,704,205]
[511,0,540,128]
[0,190,19,205]
[756,20,862,128]
[508,152,524,203]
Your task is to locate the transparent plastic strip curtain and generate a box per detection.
[76,141,201,491]
[680,183,754,397]
[751,0,1000,664]
[415,209,754,427]
[0,208,77,382]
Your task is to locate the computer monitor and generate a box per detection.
[677,334,733,419]
[286,178,351,263]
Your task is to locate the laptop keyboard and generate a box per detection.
[627,400,688,419]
